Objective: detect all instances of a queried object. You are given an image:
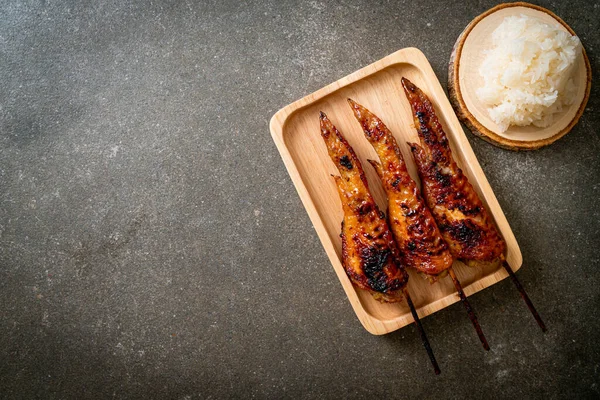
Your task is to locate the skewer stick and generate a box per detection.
[502,261,547,332]
[448,267,490,351]
[404,289,441,375]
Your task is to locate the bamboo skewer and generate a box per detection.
[447,267,490,351]
[404,289,441,375]
[502,261,547,332]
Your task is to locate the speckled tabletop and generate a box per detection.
[1,1,598,398]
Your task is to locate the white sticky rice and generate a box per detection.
[476,15,581,132]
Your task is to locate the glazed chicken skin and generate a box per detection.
[319,111,408,302]
[347,99,453,279]
[401,78,506,264]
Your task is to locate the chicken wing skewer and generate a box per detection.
[319,111,440,374]
[348,99,489,350]
[401,77,546,332]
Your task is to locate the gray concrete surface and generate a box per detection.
[1,0,598,398]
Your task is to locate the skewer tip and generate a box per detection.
[448,267,490,351]
[404,291,441,375]
[502,261,547,333]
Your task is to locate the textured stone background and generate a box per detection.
[1,1,598,398]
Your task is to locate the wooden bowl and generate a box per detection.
[448,2,592,150]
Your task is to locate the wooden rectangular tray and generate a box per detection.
[269,48,521,335]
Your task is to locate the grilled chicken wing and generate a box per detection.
[401,78,506,264]
[347,99,453,279]
[319,111,408,302]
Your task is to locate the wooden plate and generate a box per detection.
[448,2,592,150]
[270,48,521,335]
